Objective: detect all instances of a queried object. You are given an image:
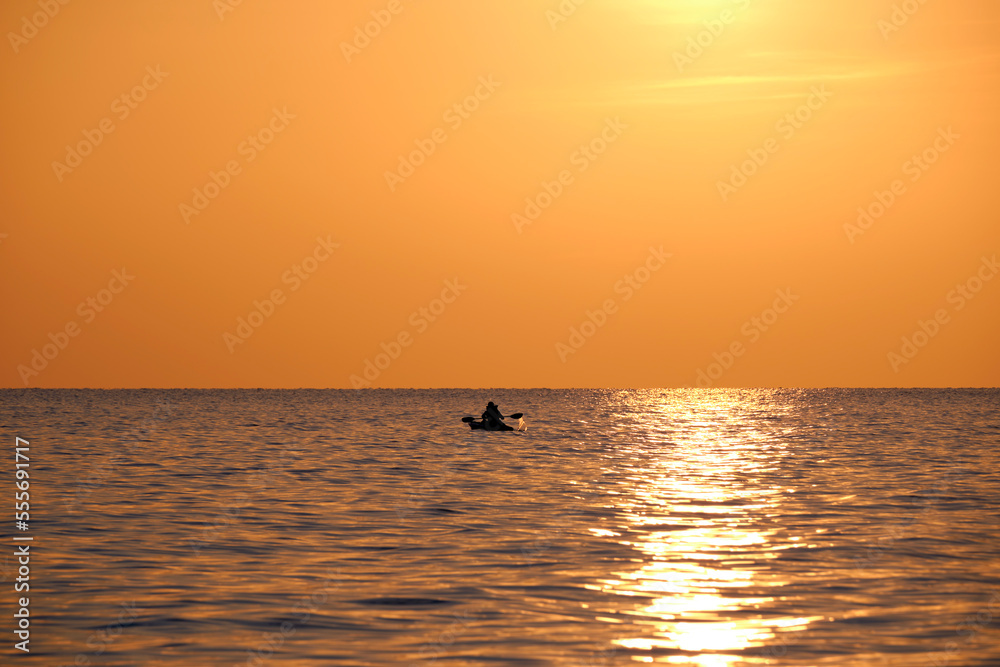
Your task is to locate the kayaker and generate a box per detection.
[482,401,505,428]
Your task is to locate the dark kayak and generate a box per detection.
[468,420,514,431]
[462,412,525,432]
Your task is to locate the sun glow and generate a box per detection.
[595,393,819,663]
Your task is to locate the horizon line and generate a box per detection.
[2,386,998,391]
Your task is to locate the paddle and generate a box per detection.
[462,413,523,422]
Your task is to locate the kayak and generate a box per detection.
[467,416,527,432]
[468,420,514,431]
[462,410,526,432]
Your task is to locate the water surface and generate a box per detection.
[1,388,998,666]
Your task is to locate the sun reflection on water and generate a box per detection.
[598,391,820,664]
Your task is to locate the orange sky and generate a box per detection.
[1,0,998,388]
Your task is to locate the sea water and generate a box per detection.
[1,388,998,666]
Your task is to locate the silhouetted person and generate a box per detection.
[482,401,504,429]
